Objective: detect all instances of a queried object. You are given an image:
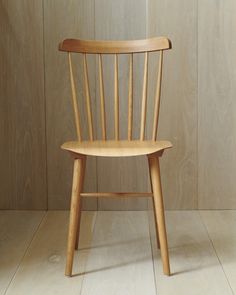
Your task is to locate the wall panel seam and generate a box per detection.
[42,0,49,210]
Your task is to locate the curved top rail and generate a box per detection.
[59,37,171,54]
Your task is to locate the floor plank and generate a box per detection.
[149,211,233,294]
[0,211,45,295]
[80,211,156,295]
[3,210,235,295]
[5,211,97,295]
[200,210,236,294]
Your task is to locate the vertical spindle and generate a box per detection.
[83,54,94,141]
[128,54,133,140]
[114,54,119,140]
[140,52,148,140]
[99,54,106,140]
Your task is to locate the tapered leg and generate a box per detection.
[148,155,170,276]
[75,157,86,250]
[65,157,85,277]
[148,157,160,249]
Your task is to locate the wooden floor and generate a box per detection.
[0,210,235,295]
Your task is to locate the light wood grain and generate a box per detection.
[59,37,171,54]
[114,54,119,140]
[148,210,233,294]
[83,54,94,141]
[62,140,172,157]
[5,211,97,295]
[98,54,106,140]
[152,50,163,140]
[68,53,82,141]
[0,0,47,209]
[65,158,85,276]
[43,0,97,210]
[3,210,236,294]
[75,157,87,250]
[61,37,170,146]
[128,54,133,140]
[200,210,236,293]
[80,211,156,295]
[198,0,236,209]
[95,0,150,210]
[148,0,198,209]
[148,156,170,275]
[0,211,45,294]
[80,192,152,198]
[140,52,148,141]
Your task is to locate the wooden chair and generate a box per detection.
[59,37,172,277]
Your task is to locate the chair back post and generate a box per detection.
[68,52,82,141]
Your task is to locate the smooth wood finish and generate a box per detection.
[0,211,45,294]
[61,140,172,157]
[149,211,233,294]
[94,0,149,211]
[0,0,47,210]
[83,54,94,141]
[198,0,236,209]
[98,54,106,140]
[80,211,156,295]
[68,53,82,141]
[60,33,172,276]
[114,54,119,140]
[3,1,236,212]
[59,37,171,54]
[5,211,97,295]
[148,156,170,275]
[147,159,160,249]
[128,54,133,140]
[201,210,236,293]
[80,192,153,198]
[140,52,148,140]
[44,0,97,210]
[152,50,163,140]
[3,211,235,294]
[148,0,198,209]
[75,157,87,250]
[65,158,85,276]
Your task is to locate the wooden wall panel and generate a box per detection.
[198,1,236,209]
[44,0,97,210]
[0,0,47,209]
[147,0,198,209]
[1,0,236,210]
[95,0,150,210]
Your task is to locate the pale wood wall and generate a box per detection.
[0,0,235,210]
[198,0,236,209]
[0,1,47,209]
[148,0,198,209]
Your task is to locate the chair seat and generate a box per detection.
[61,140,172,157]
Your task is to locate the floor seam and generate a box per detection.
[79,211,98,295]
[3,211,47,295]
[198,211,235,295]
[146,210,159,295]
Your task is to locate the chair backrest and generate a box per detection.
[59,37,171,142]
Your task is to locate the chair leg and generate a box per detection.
[75,157,86,250]
[65,157,85,277]
[148,155,170,276]
[148,158,160,249]
[152,198,161,249]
